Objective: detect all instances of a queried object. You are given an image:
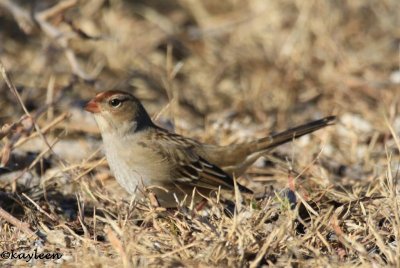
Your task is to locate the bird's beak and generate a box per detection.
[84,99,100,113]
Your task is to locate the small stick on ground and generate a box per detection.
[22,193,58,222]
[0,206,39,239]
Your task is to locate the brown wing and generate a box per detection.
[150,130,252,193]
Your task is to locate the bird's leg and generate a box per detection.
[147,190,160,208]
[195,198,208,211]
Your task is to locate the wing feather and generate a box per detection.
[150,130,252,193]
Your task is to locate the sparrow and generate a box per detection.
[85,90,335,206]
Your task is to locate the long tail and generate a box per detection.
[253,115,336,151]
[203,116,336,172]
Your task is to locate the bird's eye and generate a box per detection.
[109,99,122,108]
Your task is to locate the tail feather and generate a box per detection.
[254,116,336,152]
[202,116,336,172]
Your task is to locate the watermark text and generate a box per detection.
[1,249,62,262]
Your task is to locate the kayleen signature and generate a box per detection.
[1,249,63,262]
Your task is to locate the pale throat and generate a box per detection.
[94,114,138,137]
[96,121,154,193]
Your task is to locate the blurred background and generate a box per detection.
[0,0,399,185]
[0,0,400,266]
[0,0,398,124]
[0,0,399,189]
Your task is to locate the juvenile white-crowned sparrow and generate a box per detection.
[85,90,335,206]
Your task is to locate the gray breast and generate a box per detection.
[102,133,170,194]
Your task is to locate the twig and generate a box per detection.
[0,0,35,33]
[36,0,77,21]
[34,0,96,80]
[0,0,95,80]
[73,157,107,182]
[13,112,69,148]
[46,76,56,121]
[27,136,61,171]
[22,193,58,222]
[146,242,199,258]
[0,61,56,154]
[105,226,129,268]
[0,206,38,239]
[8,134,62,186]
[0,122,18,140]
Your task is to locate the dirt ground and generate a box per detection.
[0,0,400,267]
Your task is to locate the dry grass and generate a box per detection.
[0,0,400,266]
